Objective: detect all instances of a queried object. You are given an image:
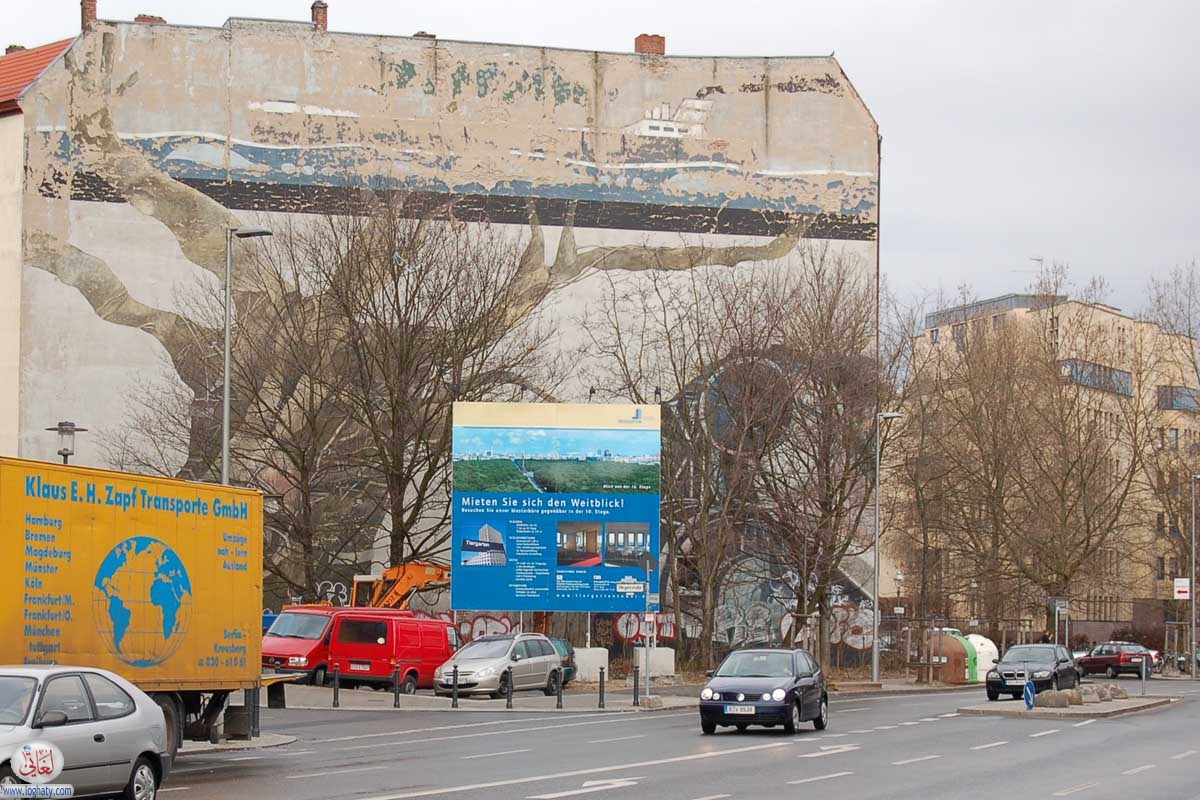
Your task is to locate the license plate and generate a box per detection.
[263,667,276,674]
[1005,679,1024,686]
[724,705,755,715]
[349,663,371,672]
[1131,657,1142,662]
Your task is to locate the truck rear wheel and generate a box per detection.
[152,693,183,760]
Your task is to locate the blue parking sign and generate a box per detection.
[1023,680,1036,710]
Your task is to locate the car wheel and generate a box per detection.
[1105,665,1117,679]
[986,688,999,701]
[122,756,158,800]
[0,765,19,787]
[701,720,716,735]
[813,696,829,731]
[152,694,182,761]
[784,700,800,734]
[543,671,561,697]
[311,667,327,687]
[401,673,418,695]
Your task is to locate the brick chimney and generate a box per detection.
[5,45,26,55]
[311,0,327,31]
[634,34,665,56]
[134,14,165,23]
[81,0,97,30]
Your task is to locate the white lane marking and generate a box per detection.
[848,729,873,734]
[336,720,670,752]
[1072,720,1095,728]
[160,789,191,794]
[686,796,731,800]
[899,721,920,726]
[920,717,938,722]
[356,740,794,800]
[938,713,960,718]
[874,725,898,730]
[892,755,941,766]
[796,743,864,762]
[462,749,532,760]
[1121,765,1156,775]
[527,777,644,799]
[228,756,264,762]
[322,712,691,743]
[287,765,389,780]
[970,741,1008,751]
[1030,729,1060,738]
[823,733,848,738]
[1170,749,1198,760]
[787,771,854,785]
[1053,784,1096,796]
[837,707,872,713]
[586,735,645,745]
[275,750,317,756]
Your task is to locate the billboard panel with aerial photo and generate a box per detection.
[451,402,661,612]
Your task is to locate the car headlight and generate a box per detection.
[761,692,771,701]
[701,687,714,700]
[476,666,496,679]
[1033,670,1050,679]
[987,670,998,679]
[288,656,308,667]
[771,689,786,702]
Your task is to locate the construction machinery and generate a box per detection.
[351,561,452,609]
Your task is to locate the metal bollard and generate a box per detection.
[556,671,564,710]
[452,666,459,709]
[393,666,402,708]
[598,667,606,709]
[633,665,640,707]
[332,666,341,709]
[505,667,514,709]
[251,687,261,738]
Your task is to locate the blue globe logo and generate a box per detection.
[92,537,193,667]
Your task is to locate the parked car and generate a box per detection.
[698,648,828,735]
[1074,641,1153,679]
[986,644,1078,700]
[549,638,577,686]
[0,666,171,798]
[434,633,563,698]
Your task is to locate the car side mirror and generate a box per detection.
[323,633,331,646]
[35,710,68,729]
[512,653,522,662]
[704,670,714,678]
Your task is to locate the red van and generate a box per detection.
[262,606,418,686]
[327,613,461,692]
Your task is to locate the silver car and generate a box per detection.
[434,633,562,698]
[0,666,170,799]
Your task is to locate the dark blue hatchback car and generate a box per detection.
[698,648,828,735]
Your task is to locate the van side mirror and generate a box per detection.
[704,670,714,678]
[35,710,68,729]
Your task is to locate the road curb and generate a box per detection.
[830,685,981,700]
[179,734,298,754]
[956,696,1181,720]
[276,703,694,714]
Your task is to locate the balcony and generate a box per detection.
[1158,385,1200,413]
[1059,359,1132,397]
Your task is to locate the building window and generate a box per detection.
[952,323,967,352]
[1170,558,1179,578]
[1156,512,1166,537]
[1157,557,1166,580]
[1170,428,1180,449]
[930,328,940,345]
[992,314,1005,330]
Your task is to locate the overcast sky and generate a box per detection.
[12,0,1198,316]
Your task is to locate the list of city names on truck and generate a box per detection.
[23,512,71,663]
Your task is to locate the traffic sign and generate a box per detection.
[893,606,906,615]
[1050,596,1068,613]
[1023,680,1036,710]
[1175,578,1191,600]
[648,592,661,604]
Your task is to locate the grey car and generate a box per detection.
[0,666,171,799]
[434,633,562,698]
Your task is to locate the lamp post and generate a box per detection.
[872,410,903,684]
[44,421,87,464]
[1192,475,1198,680]
[222,226,272,485]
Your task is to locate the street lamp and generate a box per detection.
[1192,475,1199,680]
[44,421,87,464]
[872,410,903,684]
[221,226,272,485]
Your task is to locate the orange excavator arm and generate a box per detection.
[351,561,451,609]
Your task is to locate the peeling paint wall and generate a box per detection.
[0,113,22,455]
[17,19,879,469]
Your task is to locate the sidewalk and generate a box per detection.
[180,733,297,754]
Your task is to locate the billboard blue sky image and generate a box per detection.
[453,426,661,463]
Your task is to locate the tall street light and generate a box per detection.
[222,226,272,485]
[873,410,903,684]
[45,421,87,464]
[1193,475,1198,680]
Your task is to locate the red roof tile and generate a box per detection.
[0,38,74,115]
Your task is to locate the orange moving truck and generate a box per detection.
[0,456,263,756]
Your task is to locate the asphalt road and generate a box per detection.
[167,681,1200,800]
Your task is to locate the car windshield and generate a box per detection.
[457,638,513,659]
[266,612,330,640]
[1000,646,1055,664]
[715,652,794,678]
[0,676,37,725]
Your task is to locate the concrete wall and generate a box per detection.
[0,113,22,455]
